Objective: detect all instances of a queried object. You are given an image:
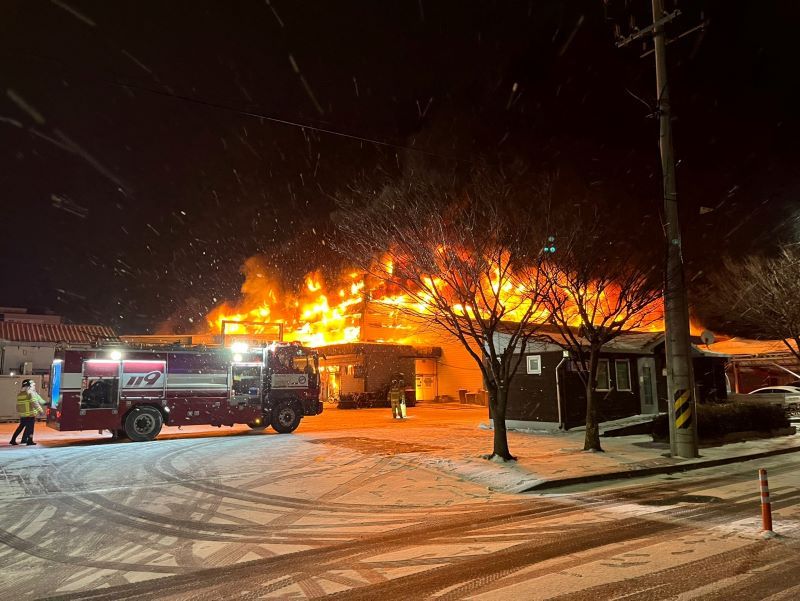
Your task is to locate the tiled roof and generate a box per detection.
[0,322,118,344]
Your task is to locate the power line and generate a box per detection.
[105,78,470,163]
[2,48,481,165]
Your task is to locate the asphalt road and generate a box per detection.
[1,413,799,600]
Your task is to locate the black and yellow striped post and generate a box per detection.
[669,382,698,458]
[674,389,692,430]
[671,384,698,458]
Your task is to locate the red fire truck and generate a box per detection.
[46,342,323,441]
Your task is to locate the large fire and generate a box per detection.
[205,255,675,347]
[206,257,368,346]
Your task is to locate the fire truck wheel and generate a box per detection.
[124,407,164,442]
[271,401,301,434]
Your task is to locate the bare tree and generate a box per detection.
[334,165,550,461]
[700,248,800,362]
[540,208,662,452]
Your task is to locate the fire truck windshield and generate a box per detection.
[293,353,318,375]
[272,346,317,376]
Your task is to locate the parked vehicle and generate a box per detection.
[748,386,800,417]
[46,342,323,441]
[748,385,800,395]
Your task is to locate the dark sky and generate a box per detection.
[1,0,798,332]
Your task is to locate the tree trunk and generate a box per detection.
[584,345,603,452]
[789,336,800,365]
[488,385,515,461]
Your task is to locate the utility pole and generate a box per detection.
[616,0,700,458]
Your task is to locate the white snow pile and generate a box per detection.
[568,413,663,433]
[482,414,662,435]
[409,454,544,493]
[479,421,568,435]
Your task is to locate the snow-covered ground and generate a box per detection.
[2,405,800,599]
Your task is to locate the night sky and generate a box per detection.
[1,0,798,333]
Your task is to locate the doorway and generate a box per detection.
[415,358,437,402]
[637,357,658,414]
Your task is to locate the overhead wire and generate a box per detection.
[105,78,471,163]
[1,47,471,164]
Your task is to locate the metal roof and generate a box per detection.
[496,324,727,357]
[0,322,118,344]
[706,337,793,358]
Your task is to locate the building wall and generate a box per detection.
[363,345,416,395]
[560,355,642,427]
[0,344,55,375]
[434,336,484,399]
[505,351,563,422]
[0,308,62,324]
[505,351,644,427]
[360,302,485,400]
[318,343,417,397]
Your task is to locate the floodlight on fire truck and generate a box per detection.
[110,350,122,361]
[233,353,243,362]
[231,342,249,354]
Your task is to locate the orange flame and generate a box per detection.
[205,257,366,346]
[205,255,674,347]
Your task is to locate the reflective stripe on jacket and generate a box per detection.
[16,392,43,418]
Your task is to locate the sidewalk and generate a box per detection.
[298,406,800,494]
[2,405,799,494]
[504,427,800,492]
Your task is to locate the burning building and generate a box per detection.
[127,256,728,425]
[127,257,487,405]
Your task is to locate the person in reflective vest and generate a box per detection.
[389,379,406,419]
[9,379,45,446]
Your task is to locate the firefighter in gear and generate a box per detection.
[10,379,45,446]
[389,379,406,419]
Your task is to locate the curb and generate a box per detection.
[522,443,800,492]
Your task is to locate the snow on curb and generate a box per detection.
[408,454,545,493]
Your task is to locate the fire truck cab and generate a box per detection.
[46,342,323,441]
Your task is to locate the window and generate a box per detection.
[566,360,586,373]
[595,359,610,391]
[615,359,632,391]
[81,378,118,409]
[526,355,542,375]
[272,348,297,373]
[292,353,318,375]
[80,361,120,410]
